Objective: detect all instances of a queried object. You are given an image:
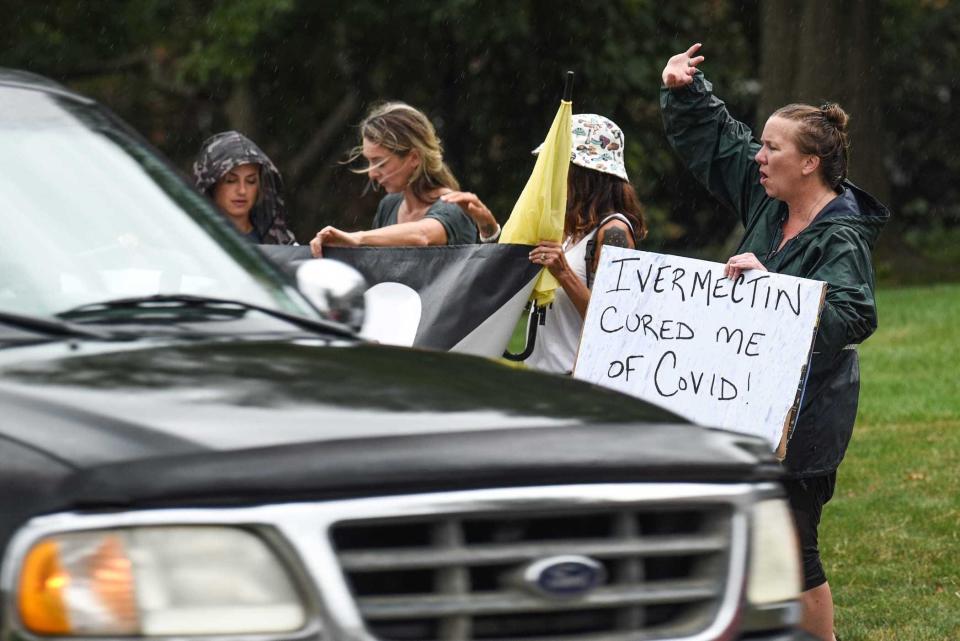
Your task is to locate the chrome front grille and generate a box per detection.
[331,497,738,640]
[6,483,764,641]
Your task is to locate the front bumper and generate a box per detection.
[741,629,821,640]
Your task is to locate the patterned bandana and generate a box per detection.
[533,113,629,182]
[193,131,296,245]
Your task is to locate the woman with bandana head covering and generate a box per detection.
[193,131,297,244]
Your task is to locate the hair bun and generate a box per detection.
[820,103,850,133]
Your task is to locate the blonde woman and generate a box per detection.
[310,103,480,256]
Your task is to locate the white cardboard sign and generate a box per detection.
[573,247,826,451]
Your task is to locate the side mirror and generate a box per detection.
[295,259,367,333]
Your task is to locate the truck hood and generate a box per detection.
[0,339,782,510]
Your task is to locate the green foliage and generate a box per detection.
[826,283,960,639]
[177,0,295,85]
[248,0,761,245]
[3,0,958,280]
[1,0,759,250]
[880,0,960,253]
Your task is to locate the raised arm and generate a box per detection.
[662,42,705,89]
[660,44,767,226]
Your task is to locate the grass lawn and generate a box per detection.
[825,283,960,640]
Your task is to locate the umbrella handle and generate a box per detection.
[563,71,574,102]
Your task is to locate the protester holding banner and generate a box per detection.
[193,131,297,244]
[661,43,890,641]
[525,114,646,374]
[454,115,647,374]
[309,102,479,256]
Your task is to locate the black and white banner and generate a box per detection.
[260,244,539,358]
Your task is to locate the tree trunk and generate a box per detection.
[759,0,888,203]
[224,81,259,141]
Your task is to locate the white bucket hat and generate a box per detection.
[533,113,629,182]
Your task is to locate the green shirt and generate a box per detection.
[372,193,479,245]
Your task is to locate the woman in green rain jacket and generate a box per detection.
[660,44,889,641]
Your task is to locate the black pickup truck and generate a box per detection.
[0,70,806,641]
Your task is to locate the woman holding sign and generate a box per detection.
[661,44,890,641]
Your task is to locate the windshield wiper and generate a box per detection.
[56,294,357,339]
[0,310,118,341]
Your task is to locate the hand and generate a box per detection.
[529,240,572,280]
[662,43,705,88]
[440,191,499,238]
[724,252,767,282]
[310,226,361,258]
[309,233,323,258]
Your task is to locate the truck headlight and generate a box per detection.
[747,498,802,605]
[16,526,306,636]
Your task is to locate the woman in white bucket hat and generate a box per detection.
[446,113,647,374]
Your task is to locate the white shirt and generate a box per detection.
[525,213,633,375]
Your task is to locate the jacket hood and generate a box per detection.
[192,130,296,244]
[809,180,890,249]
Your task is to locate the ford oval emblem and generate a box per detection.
[521,555,607,599]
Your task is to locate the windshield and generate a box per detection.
[0,84,317,322]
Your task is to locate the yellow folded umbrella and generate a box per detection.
[500,97,572,306]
